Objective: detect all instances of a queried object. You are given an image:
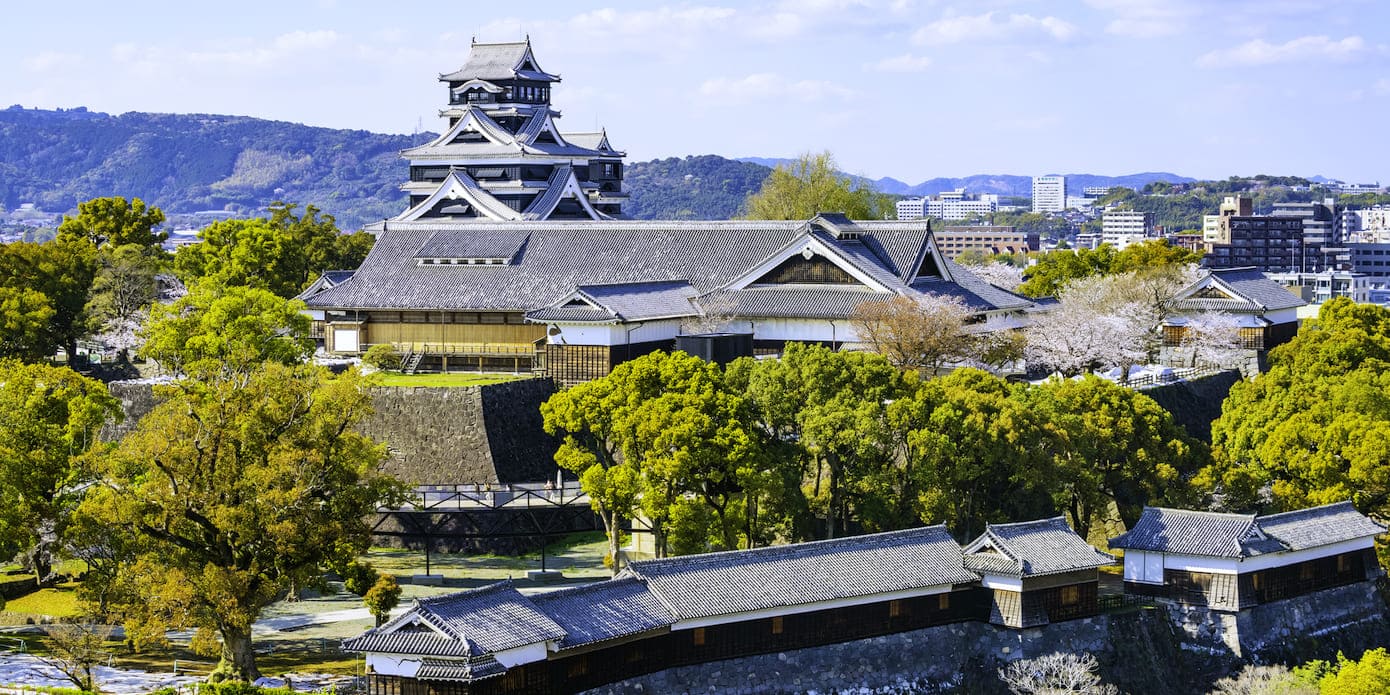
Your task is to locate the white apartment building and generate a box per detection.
[1032,175,1066,213]
[896,189,998,221]
[1101,210,1154,250]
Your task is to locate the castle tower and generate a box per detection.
[394,38,627,221]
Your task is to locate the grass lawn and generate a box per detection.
[3,582,83,619]
[363,531,610,582]
[12,633,364,678]
[374,372,527,388]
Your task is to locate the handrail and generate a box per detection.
[382,481,590,512]
[384,342,538,357]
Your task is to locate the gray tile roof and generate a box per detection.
[415,656,506,682]
[1108,502,1383,558]
[415,230,529,261]
[621,525,977,621]
[1170,267,1307,312]
[439,41,559,83]
[308,219,1033,322]
[963,517,1114,577]
[527,281,699,323]
[1256,501,1387,551]
[346,580,565,658]
[699,286,889,319]
[1109,508,1270,557]
[529,577,674,648]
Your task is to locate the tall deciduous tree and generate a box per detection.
[0,238,99,363]
[850,294,975,374]
[743,151,892,221]
[79,364,402,681]
[1201,299,1390,522]
[0,286,56,361]
[140,281,313,377]
[57,197,167,251]
[1024,376,1204,536]
[173,203,374,298]
[0,361,119,584]
[87,244,163,360]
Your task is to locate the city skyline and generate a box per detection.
[3,0,1388,184]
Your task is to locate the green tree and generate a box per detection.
[363,575,402,627]
[0,286,56,361]
[57,197,167,251]
[1017,245,1118,298]
[173,203,374,298]
[1024,376,1205,536]
[743,151,892,220]
[1111,238,1203,273]
[886,369,1055,540]
[87,244,163,359]
[78,364,403,681]
[1319,649,1390,694]
[740,344,906,538]
[140,281,313,377]
[0,360,119,584]
[0,238,99,363]
[1201,299,1390,520]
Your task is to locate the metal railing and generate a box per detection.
[383,482,590,512]
[1124,365,1225,389]
[384,342,538,358]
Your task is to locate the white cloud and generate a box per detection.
[1197,35,1367,68]
[1085,0,1198,38]
[699,72,855,102]
[913,12,1079,46]
[22,51,82,72]
[869,53,932,72]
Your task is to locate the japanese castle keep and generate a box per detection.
[397,38,626,222]
[301,41,1038,384]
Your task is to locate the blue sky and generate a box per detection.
[4,0,1388,184]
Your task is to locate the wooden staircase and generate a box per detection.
[400,350,425,375]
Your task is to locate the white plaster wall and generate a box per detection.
[978,574,1023,591]
[544,319,684,346]
[1125,536,1376,582]
[494,642,549,668]
[1265,307,1299,324]
[749,318,857,343]
[367,654,422,678]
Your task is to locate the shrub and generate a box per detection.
[362,344,400,371]
[341,561,380,597]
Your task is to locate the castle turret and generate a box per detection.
[395,38,627,221]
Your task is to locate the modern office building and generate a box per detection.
[935,226,1037,257]
[895,190,998,221]
[1203,196,1350,273]
[1032,175,1066,213]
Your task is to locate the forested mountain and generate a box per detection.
[0,106,423,230]
[623,155,771,219]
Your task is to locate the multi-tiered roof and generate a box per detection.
[389,38,626,224]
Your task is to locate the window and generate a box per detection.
[889,600,902,617]
[692,627,706,646]
[1251,572,1264,590]
[1338,554,1352,573]
[1300,563,1315,582]
[771,616,784,634]
[937,593,950,611]
[1060,585,1080,605]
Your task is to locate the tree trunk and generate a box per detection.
[607,511,622,576]
[826,457,840,540]
[217,626,261,682]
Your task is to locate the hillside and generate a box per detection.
[1,106,1204,228]
[0,106,425,230]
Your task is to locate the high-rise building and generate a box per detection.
[1202,196,1350,273]
[393,39,627,222]
[1101,210,1155,250]
[895,189,997,221]
[1031,175,1066,213]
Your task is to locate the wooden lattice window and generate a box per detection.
[1338,554,1352,573]
[566,657,588,678]
[692,627,706,646]
[937,593,951,610]
[889,600,902,617]
[771,616,784,634]
[1060,585,1080,605]
[756,255,855,284]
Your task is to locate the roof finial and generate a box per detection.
[471,35,476,45]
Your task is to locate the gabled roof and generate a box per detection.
[440,40,559,83]
[962,517,1113,577]
[1169,267,1306,313]
[309,219,1019,317]
[403,106,612,160]
[395,171,522,222]
[344,580,564,657]
[294,270,356,302]
[1109,502,1383,558]
[527,281,699,324]
[563,130,621,154]
[1257,501,1387,551]
[620,525,977,621]
[520,165,608,221]
[528,577,674,648]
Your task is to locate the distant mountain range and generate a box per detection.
[0,106,1219,228]
[735,157,1195,198]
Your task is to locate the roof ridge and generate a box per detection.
[1142,505,1256,520]
[628,525,952,573]
[1257,500,1355,522]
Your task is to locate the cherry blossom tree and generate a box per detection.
[962,261,1025,291]
[1178,311,1245,369]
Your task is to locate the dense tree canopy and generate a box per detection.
[79,364,402,681]
[0,361,119,582]
[140,282,313,377]
[1202,299,1390,520]
[1017,239,1201,298]
[173,203,374,298]
[0,237,99,361]
[743,151,892,221]
[0,286,56,361]
[57,196,167,250]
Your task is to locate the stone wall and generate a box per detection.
[101,378,560,484]
[1142,369,1242,443]
[582,582,1390,695]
